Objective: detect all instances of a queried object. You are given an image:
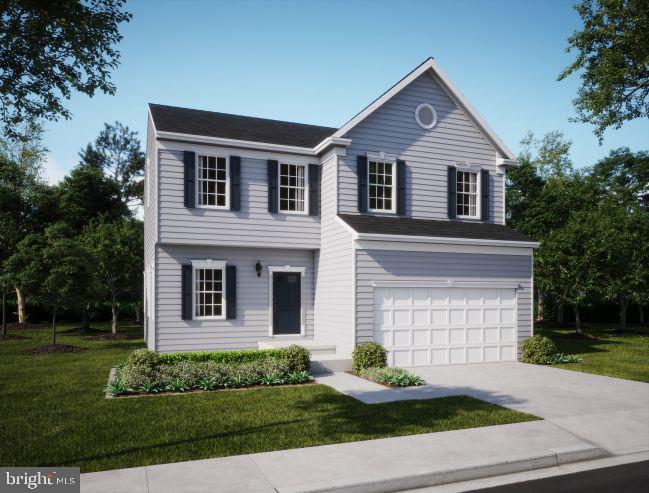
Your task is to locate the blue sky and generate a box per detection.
[42,0,649,183]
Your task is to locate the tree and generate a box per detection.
[591,147,649,210]
[81,122,145,207]
[559,0,649,141]
[56,163,129,234]
[0,0,131,139]
[82,218,143,334]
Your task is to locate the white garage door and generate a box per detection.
[374,286,517,366]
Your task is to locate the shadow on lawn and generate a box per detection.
[538,327,622,355]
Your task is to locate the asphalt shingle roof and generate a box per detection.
[149,104,336,148]
[338,214,534,242]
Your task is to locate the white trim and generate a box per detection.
[456,168,481,220]
[414,103,438,129]
[191,259,227,320]
[195,153,230,210]
[332,58,516,161]
[156,130,317,156]
[367,158,397,214]
[530,254,535,337]
[313,136,352,155]
[335,215,359,237]
[355,239,534,256]
[356,232,540,248]
[370,280,521,289]
[277,162,309,215]
[267,265,307,337]
[351,240,357,351]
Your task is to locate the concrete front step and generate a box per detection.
[258,340,337,356]
[310,355,352,374]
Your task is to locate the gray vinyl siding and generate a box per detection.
[144,114,157,350]
[157,148,320,248]
[313,153,355,356]
[355,250,532,355]
[339,72,505,224]
[155,244,314,352]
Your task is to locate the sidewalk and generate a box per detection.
[81,420,606,493]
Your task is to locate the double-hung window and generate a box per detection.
[368,160,395,212]
[279,163,306,213]
[192,260,226,319]
[456,170,479,218]
[197,155,228,208]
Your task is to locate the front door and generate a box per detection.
[273,272,301,335]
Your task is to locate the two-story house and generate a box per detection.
[144,58,537,371]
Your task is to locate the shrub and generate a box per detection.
[542,353,581,365]
[126,349,162,369]
[120,363,157,389]
[281,345,310,372]
[352,342,387,372]
[521,335,557,364]
[359,367,424,387]
[158,348,284,365]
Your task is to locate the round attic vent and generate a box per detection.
[415,103,437,129]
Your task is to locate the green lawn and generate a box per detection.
[537,323,649,383]
[0,323,537,473]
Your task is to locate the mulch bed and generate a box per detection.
[23,344,88,355]
[87,333,135,340]
[111,379,316,399]
[0,334,30,341]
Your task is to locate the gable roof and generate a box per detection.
[338,214,534,243]
[149,103,336,148]
[332,58,516,161]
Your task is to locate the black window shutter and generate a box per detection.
[447,166,457,219]
[396,160,406,215]
[230,156,241,211]
[357,155,368,213]
[308,164,320,216]
[183,151,196,208]
[181,264,193,320]
[268,160,278,213]
[226,265,236,319]
[481,169,490,221]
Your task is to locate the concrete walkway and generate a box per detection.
[317,363,649,455]
[81,364,649,492]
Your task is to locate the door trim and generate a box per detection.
[268,266,306,337]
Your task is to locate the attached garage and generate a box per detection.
[373,285,518,366]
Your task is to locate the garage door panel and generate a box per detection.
[374,286,517,366]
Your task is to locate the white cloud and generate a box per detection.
[42,154,69,185]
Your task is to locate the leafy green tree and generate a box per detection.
[559,0,649,141]
[0,0,131,139]
[82,218,143,334]
[591,147,649,210]
[56,163,129,234]
[81,122,145,207]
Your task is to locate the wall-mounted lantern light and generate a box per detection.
[255,261,262,278]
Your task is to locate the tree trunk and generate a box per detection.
[111,299,118,335]
[2,288,6,336]
[619,294,627,331]
[638,304,645,326]
[536,290,545,323]
[81,306,90,331]
[557,304,565,324]
[15,287,25,324]
[574,305,582,334]
[51,308,57,346]
[135,301,142,324]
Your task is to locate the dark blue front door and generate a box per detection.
[273,272,301,335]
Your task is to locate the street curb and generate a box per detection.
[276,446,609,493]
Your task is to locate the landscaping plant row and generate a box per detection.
[521,335,581,365]
[108,345,311,396]
[352,342,425,387]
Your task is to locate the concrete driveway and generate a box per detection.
[318,362,649,456]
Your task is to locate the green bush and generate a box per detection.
[281,345,310,372]
[521,335,557,364]
[126,349,162,368]
[158,348,284,365]
[359,367,424,387]
[352,342,387,372]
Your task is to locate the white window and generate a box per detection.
[197,155,228,208]
[457,170,479,218]
[279,163,306,213]
[192,260,226,319]
[368,160,395,212]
